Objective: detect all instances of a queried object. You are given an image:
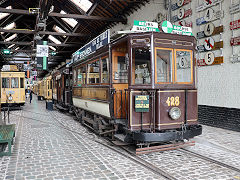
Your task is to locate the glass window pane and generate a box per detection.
[114,56,128,83]
[133,47,151,85]
[156,49,173,83]
[176,51,192,83]
[11,77,19,88]
[101,58,109,83]
[2,78,10,88]
[87,61,100,84]
[73,69,77,86]
[20,78,24,88]
[78,66,86,86]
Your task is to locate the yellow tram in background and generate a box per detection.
[0,65,25,106]
[43,75,52,100]
[37,75,52,100]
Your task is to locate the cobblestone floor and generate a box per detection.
[0,95,240,180]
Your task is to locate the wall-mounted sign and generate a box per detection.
[196,9,224,25]
[132,20,160,32]
[178,20,192,27]
[154,13,167,23]
[72,29,110,63]
[172,8,192,22]
[171,0,191,11]
[36,40,48,70]
[135,95,149,112]
[230,55,240,63]
[230,19,240,30]
[197,23,223,39]
[197,38,223,52]
[230,36,240,46]
[230,3,240,14]
[197,54,223,66]
[161,21,193,36]
[196,0,223,12]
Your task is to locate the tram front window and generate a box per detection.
[2,78,10,88]
[11,77,19,88]
[132,47,151,85]
[176,50,192,83]
[156,48,173,83]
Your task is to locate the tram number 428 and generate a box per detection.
[166,96,180,106]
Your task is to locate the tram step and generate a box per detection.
[114,134,132,143]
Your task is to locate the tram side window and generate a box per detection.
[20,78,24,88]
[101,58,109,83]
[11,77,19,88]
[156,49,173,83]
[176,50,192,83]
[78,66,86,86]
[2,78,10,88]
[87,61,100,84]
[50,80,52,89]
[73,69,77,86]
[132,47,151,85]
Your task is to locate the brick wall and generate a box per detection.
[198,105,240,132]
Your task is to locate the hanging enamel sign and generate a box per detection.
[197,55,224,66]
[230,55,240,63]
[172,8,192,22]
[230,3,240,14]
[230,36,240,46]
[197,39,223,52]
[196,0,223,12]
[178,20,192,27]
[197,23,223,39]
[196,8,224,26]
[171,0,192,11]
[230,19,240,30]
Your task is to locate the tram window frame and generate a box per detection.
[175,49,193,84]
[50,80,53,89]
[155,47,174,84]
[132,47,151,85]
[77,65,86,86]
[2,78,10,88]
[87,59,100,84]
[101,56,109,84]
[20,78,24,88]
[11,77,19,88]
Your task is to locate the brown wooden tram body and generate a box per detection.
[71,32,202,143]
[52,65,73,109]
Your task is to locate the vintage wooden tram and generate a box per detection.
[69,31,202,143]
[0,65,25,106]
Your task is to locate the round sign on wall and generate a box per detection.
[204,37,215,51]
[161,21,173,33]
[177,0,184,7]
[204,52,215,65]
[204,22,215,36]
[178,8,185,20]
[204,8,214,22]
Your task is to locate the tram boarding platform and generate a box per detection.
[0,95,239,180]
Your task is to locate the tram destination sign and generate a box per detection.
[161,21,193,36]
[135,95,149,112]
[73,29,110,63]
[197,24,223,39]
[230,3,240,14]
[230,19,240,30]
[196,0,223,12]
[196,9,224,26]
[132,20,160,32]
[171,0,191,11]
[171,8,192,22]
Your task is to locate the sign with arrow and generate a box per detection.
[171,0,191,11]
[196,0,223,12]
[196,9,224,26]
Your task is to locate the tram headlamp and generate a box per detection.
[169,107,181,120]
[8,95,13,101]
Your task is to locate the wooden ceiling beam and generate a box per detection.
[0,41,82,47]
[0,7,127,23]
[0,29,88,37]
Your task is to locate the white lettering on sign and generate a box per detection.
[36,45,49,57]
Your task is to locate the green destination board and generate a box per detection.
[135,95,149,112]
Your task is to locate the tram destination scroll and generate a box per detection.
[135,95,149,112]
